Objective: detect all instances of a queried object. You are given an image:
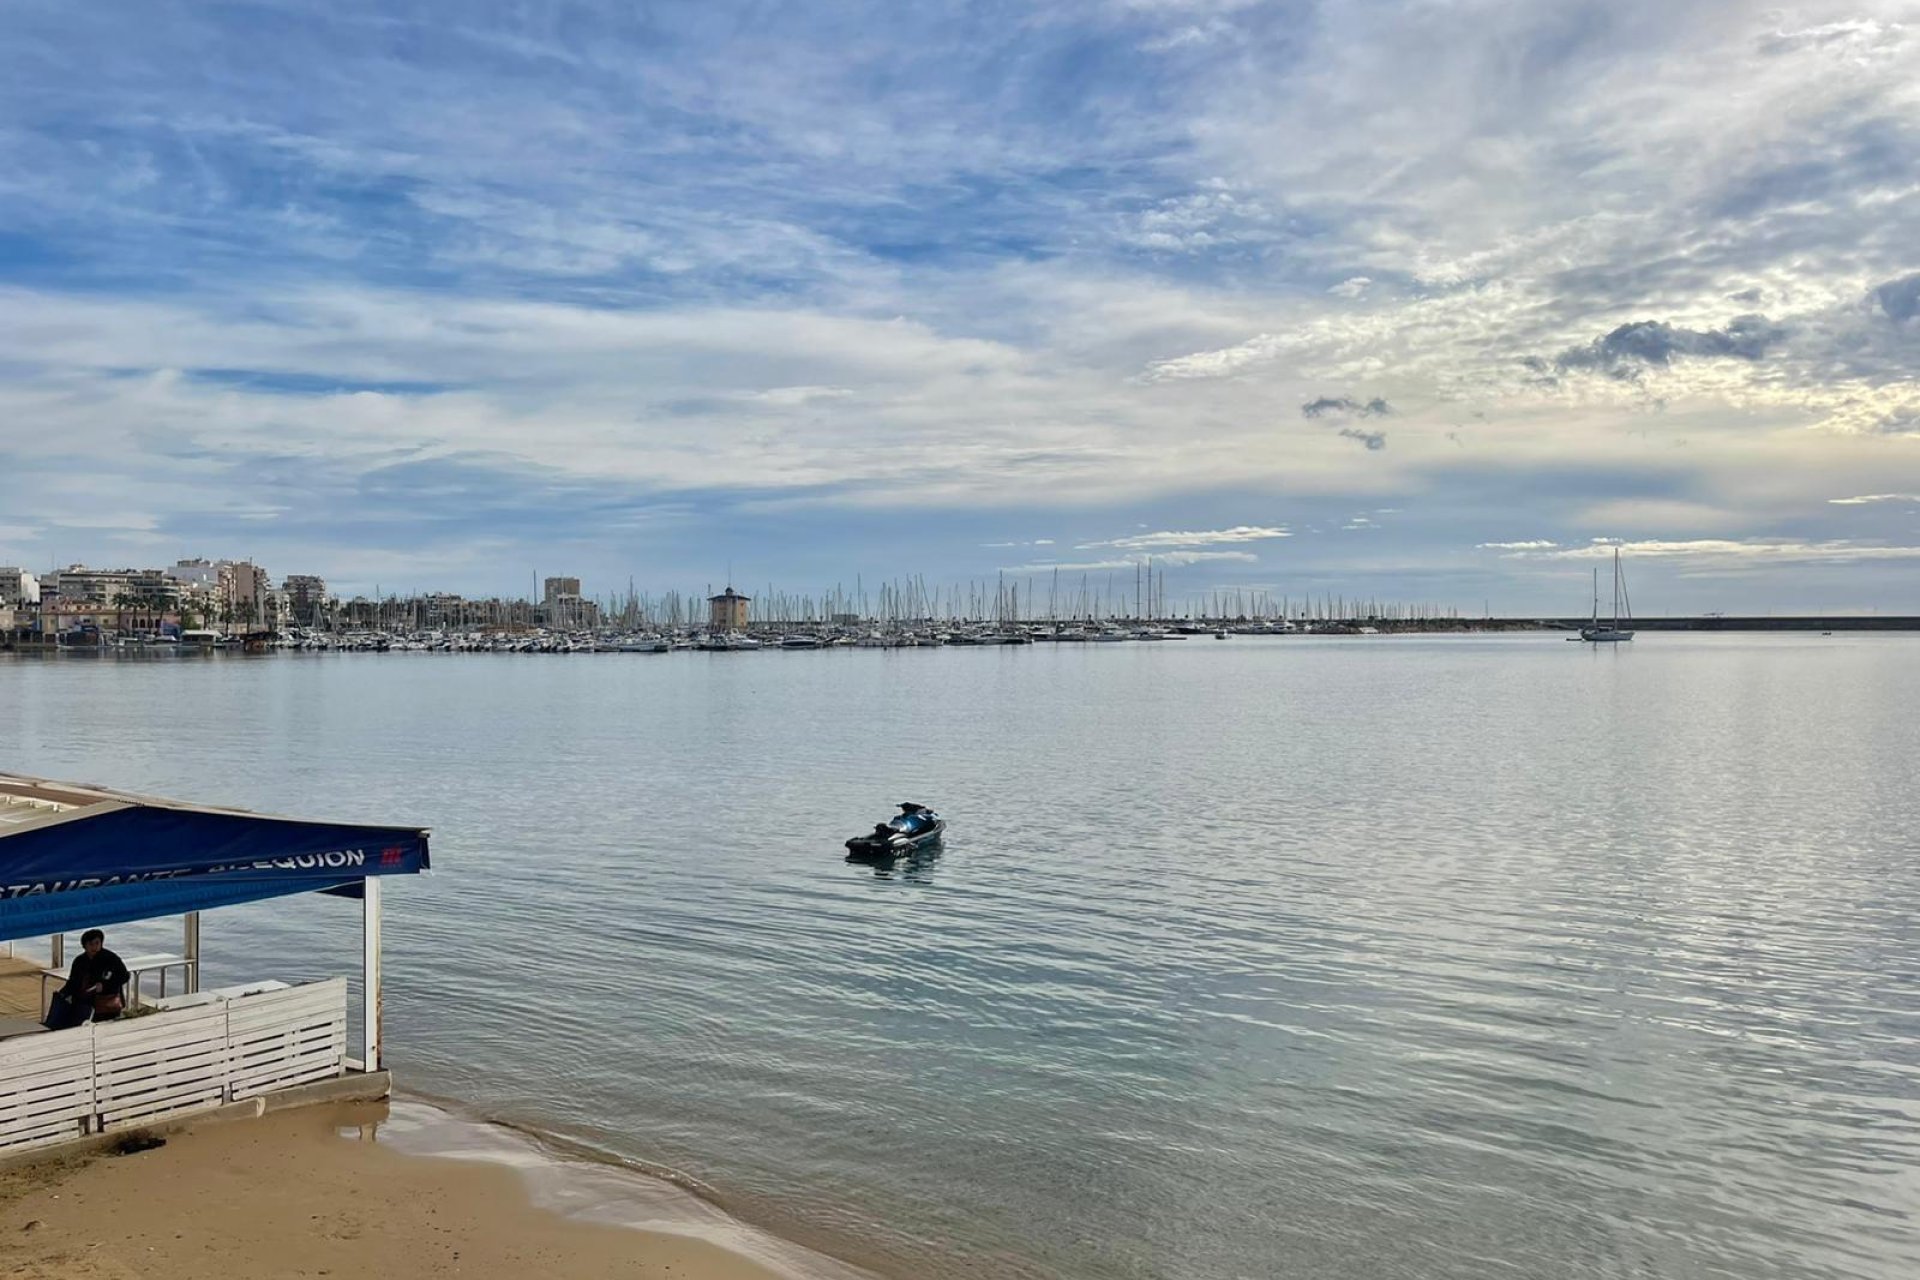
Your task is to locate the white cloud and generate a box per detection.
[1829,493,1920,505]
[1478,540,1559,551]
[1139,332,1291,382]
[1523,539,1920,563]
[1000,550,1258,573]
[747,385,855,407]
[1140,21,1237,54]
[1080,525,1289,550]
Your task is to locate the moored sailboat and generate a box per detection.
[1577,548,1634,642]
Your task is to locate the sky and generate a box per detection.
[1,0,1917,614]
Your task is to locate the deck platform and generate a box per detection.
[0,954,43,1019]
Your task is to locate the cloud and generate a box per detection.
[1139,333,1289,383]
[1757,19,1909,59]
[1478,540,1559,550]
[2,1,1919,610]
[1515,539,1920,564]
[1302,396,1391,419]
[1828,493,1920,505]
[1545,315,1789,380]
[747,385,856,407]
[1874,273,1920,324]
[1123,185,1274,252]
[1080,525,1289,550]
[1000,550,1258,573]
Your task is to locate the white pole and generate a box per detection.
[362,877,383,1071]
[183,911,201,994]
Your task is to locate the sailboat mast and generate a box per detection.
[1612,548,1621,629]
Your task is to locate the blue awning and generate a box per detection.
[0,773,430,939]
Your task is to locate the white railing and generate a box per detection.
[0,978,348,1154]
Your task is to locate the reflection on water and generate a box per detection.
[844,842,944,881]
[6,634,1919,1280]
[335,1098,388,1143]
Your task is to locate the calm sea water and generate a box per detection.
[6,635,1919,1279]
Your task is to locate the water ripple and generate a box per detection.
[6,634,1919,1280]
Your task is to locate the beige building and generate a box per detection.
[708,586,750,631]
[230,561,272,629]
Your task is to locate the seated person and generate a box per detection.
[43,928,130,1030]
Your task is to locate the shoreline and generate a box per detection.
[376,1095,886,1280]
[0,1097,882,1280]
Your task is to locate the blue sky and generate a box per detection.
[2,0,1917,612]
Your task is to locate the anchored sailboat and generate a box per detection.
[1578,548,1634,642]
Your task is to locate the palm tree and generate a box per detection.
[111,590,136,639]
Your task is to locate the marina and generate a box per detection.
[11,561,1915,659]
[10,614,1915,656]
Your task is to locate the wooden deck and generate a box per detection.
[0,954,48,1019]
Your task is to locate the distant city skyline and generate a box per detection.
[2,2,1917,613]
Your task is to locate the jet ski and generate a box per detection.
[845,802,945,857]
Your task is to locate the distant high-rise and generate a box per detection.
[284,574,328,628]
[230,561,271,629]
[543,576,584,628]
[708,586,750,631]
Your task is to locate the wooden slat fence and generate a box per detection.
[0,978,348,1154]
[228,980,350,1100]
[0,1026,94,1152]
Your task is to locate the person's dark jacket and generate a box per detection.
[61,948,129,1000]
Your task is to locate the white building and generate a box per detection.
[46,565,175,607]
[167,558,229,595]
[166,558,273,629]
[0,568,38,607]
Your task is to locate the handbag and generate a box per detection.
[92,992,125,1019]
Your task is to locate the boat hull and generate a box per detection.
[844,813,945,857]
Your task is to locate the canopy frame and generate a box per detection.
[4,772,428,1071]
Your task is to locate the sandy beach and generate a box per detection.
[0,1101,851,1280]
